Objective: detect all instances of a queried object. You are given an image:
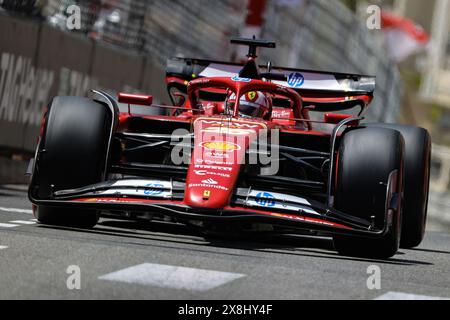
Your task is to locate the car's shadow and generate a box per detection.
[37,217,434,267]
[409,247,450,255]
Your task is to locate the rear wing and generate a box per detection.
[166,57,375,112]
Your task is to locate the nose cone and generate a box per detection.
[185,182,232,209]
[184,117,266,209]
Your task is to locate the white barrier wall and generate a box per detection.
[0,12,168,153]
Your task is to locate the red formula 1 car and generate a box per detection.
[28,38,431,258]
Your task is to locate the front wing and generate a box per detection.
[29,178,395,239]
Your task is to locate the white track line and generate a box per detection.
[0,207,33,214]
[0,246,8,250]
[9,220,36,225]
[375,291,450,300]
[1,185,28,191]
[0,223,19,228]
[99,263,245,292]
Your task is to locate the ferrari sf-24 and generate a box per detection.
[28,38,431,258]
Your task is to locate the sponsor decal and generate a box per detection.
[202,126,256,135]
[287,72,305,88]
[188,184,229,191]
[192,78,211,84]
[100,188,171,198]
[247,190,318,214]
[195,159,232,165]
[143,183,164,196]
[273,71,343,91]
[194,164,233,172]
[196,159,219,165]
[194,170,208,176]
[268,213,350,229]
[200,141,241,152]
[97,180,172,198]
[249,190,311,206]
[201,178,218,185]
[231,76,251,82]
[255,192,276,207]
[199,120,260,129]
[272,109,292,118]
[111,180,169,188]
[79,198,128,203]
[194,170,231,178]
[200,120,260,136]
[205,151,230,159]
[76,198,159,204]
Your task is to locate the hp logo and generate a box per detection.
[287,72,305,88]
[144,184,164,196]
[255,192,276,207]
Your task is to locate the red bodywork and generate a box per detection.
[30,61,380,237]
[107,76,373,228]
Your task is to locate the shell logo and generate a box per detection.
[200,141,241,152]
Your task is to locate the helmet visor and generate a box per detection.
[238,102,260,117]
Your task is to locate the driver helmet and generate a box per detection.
[227,91,270,118]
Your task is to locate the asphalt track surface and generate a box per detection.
[0,185,449,300]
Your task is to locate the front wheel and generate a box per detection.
[366,123,431,248]
[32,96,111,229]
[332,127,405,259]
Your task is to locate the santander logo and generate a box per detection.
[201,178,218,185]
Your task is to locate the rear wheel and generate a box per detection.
[33,96,111,228]
[332,127,404,259]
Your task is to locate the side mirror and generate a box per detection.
[118,93,153,106]
[324,113,359,125]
